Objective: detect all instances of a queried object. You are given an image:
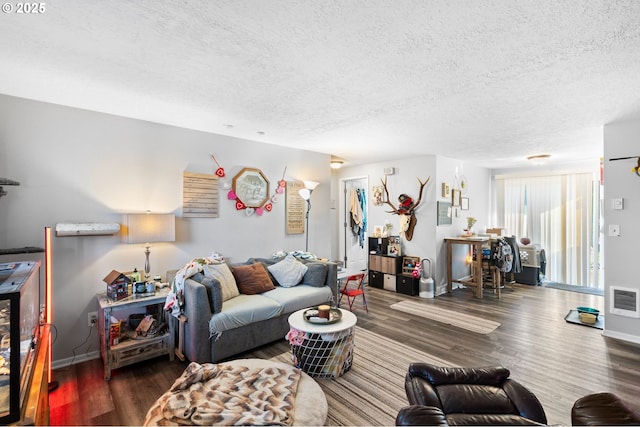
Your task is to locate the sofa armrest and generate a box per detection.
[396,405,449,426]
[324,261,338,301]
[502,379,547,424]
[182,278,214,363]
[405,374,442,407]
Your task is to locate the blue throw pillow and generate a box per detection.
[301,262,328,287]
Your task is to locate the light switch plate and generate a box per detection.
[613,198,624,210]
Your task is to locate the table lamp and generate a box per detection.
[124,212,175,280]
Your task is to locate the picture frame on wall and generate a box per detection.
[437,201,452,225]
[461,197,469,210]
[452,189,461,207]
[441,182,451,198]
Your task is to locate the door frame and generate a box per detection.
[339,175,369,270]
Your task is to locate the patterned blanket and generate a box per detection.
[164,253,224,318]
[144,362,301,426]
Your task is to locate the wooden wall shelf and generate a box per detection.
[55,223,120,236]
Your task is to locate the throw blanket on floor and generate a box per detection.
[144,362,301,426]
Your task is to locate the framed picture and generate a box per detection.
[437,201,452,225]
[461,197,469,210]
[233,167,270,208]
[372,185,383,206]
[388,242,401,256]
[452,189,461,207]
[387,236,401,256]
[441,182,451,198]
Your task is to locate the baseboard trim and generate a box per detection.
[602,329,640,345]
[52,351,100,370]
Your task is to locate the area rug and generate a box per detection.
[564,309,604,330]
[250,327,454,426]
[544,282,604,296]
[389,300,500,334]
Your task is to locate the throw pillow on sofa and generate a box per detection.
[301,262,328,287]
[232,262,276,295]
[246,258,281,287]
[203,263,239,302]
[268,254,308,287]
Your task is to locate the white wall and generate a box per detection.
[331,155,491,292]
[602,119,640,343]
[0,94,332,363]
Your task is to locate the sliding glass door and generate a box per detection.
[494,172,603,288]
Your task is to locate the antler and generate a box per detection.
[407,177,430,214]
[380,176,430,215]
[380,177,401,215]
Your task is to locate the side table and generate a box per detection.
[287,308,357,378]
[97,288,174,380]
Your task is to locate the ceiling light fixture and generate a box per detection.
[330,159,344,169]
[527,154,551,166]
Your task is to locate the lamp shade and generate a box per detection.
[124,213,175,244]
[299,188,311,200]
[303,180,319,191]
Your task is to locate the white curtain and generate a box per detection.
[495,173,597,286]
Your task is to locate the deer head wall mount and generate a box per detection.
[381,176,430,241]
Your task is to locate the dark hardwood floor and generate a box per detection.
[49,283,640,426]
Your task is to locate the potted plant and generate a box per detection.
[463,216,477,236]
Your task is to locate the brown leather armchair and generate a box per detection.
[571,392,640,425]
[396,363,547,426]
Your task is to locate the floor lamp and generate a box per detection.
[298,180,319,252]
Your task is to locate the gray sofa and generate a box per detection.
[167,257,338,363]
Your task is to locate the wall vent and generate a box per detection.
[610,286,640,318]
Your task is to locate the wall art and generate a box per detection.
[183,171,219,218]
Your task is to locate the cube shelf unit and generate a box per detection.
[367,237,419,296]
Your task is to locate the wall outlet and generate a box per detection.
[609,224,620,237]
[88,311,98,327]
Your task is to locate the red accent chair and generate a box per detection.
[339,273,368,313]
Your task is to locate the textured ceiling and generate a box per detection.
[2,1,640,168]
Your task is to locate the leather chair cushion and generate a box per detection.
[447,413,544,426]
[437,384,517,415]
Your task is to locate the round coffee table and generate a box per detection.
[287,307,357,378]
